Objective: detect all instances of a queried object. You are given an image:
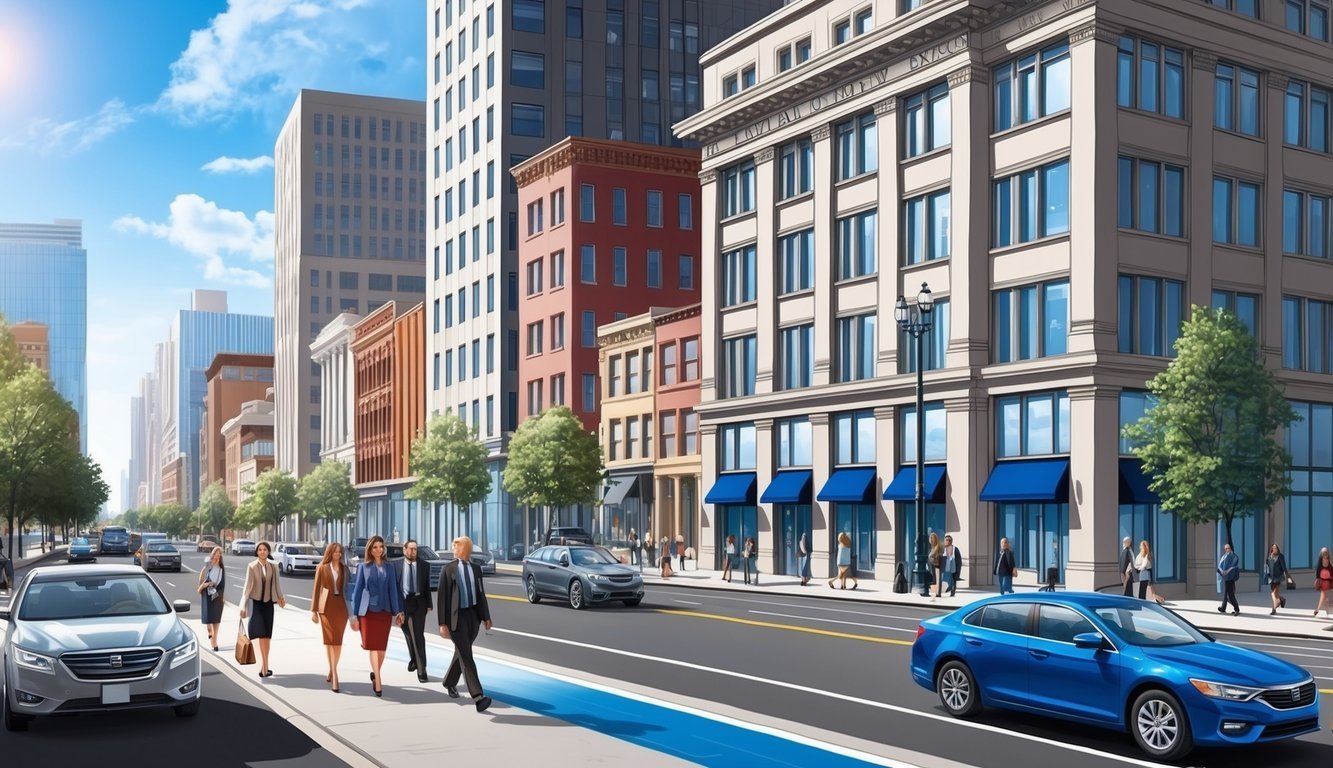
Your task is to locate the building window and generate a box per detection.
[780,323,814,390]
[837,209,877,280]
[581,373,596,412]
[661,342,677,386]
[835,112,877,180]
[682,409,699,454]
[1284,188,1333,258]
[682,337,699,381]
[1283,295,1333,372]
[904,82,950,157]
[833,410,875,464]
[837,313,877,382]
[579,244,595,283]
[1118,274,1185,356]
[994,41,1071,131]
[511,50,544,88]
[719,423,757,471]
[777,37,812,71]
[612,247,628,286]
[994,282,1069,362]
[779,229,814,294]
[899,300,949,373]
[1211,289,1259,337]
[551,313,565,349]
[578,183,595,222]
[779,137,814,199]
[608,356,622,397]
[1284,80,1333,153]
[550,188,564,224]
[645,250,662,288]
[903,189,950,264]
[722,335,757,398]
[678,193,693,229]
[1204,0,1259,16]
[660,411,678,458]
[1212,176,1261,246]
[1286,0,1332,41]
[526,200,543,236]
[997,503,1069,581]
[581,310,596,347]
[511,103,544,137]
[1285,401,1333,568]
[646,190,663,227]
[1117,157,1186,236]
[527,380,543,416]
[525,258,543,295]
[612,187,627,225]
[741,65,756,89]
[1116,35,1186,119]
[513,0,544,32]
[527,321,544,356]
[1214,63,1261,136]
[996,390,1071,457]
[722,160,757,217]
[994,159,1070,247]
[679,255,695,290]
[722,245,757,307]
[900,402,946,463]
[776,417,812,468]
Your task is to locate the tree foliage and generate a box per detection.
[299,460,358,529]
[195,481,235,537]
[151,502,193,539]
[235,468,299,539]
[1124,307,1297,549]
[406,412,491,511]
[503,406,603,509]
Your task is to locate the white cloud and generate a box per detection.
[0,99,136,154]
[114,194,274,288]
[201,155,274,174]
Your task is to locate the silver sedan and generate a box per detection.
[1,564,201,731]
[522,545,644,609]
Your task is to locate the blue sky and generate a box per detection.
[0,0,424,512]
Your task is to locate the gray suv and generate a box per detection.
[522,545,644,609]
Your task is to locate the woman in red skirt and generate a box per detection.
[348,536,404,697]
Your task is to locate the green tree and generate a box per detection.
[30,450,108,536]
[0,361,80,556]
[120,508,141,531]
[136,504,162,533]
[407,412,491,523]
[1124,306,1298,550]
[236,468,299,540]
[153,502,193,539]
[299,461,358,541]
[503,406,604,513]
[195,481,234,538]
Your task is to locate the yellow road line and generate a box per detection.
[492,594,527,603]
[1322,688,1333,696]
[660,609,912,646]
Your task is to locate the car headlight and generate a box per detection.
[586,573,603,581]
[170,637,198,669]
[1190,679,1263,701]
[14,647,56,674]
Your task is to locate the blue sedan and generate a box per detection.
[911,593,1319,760]
[67,537,96,563]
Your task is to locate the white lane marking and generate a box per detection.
[748,610,917,634]
[1223,638,1333,653]
[655,589,930,622]
[164,581,176,588]
[491,626,1169,768]
[674,600,703,606]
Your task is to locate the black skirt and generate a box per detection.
[200,592,224,625]
[247,599,276,639]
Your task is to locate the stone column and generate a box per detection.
[810,123,836,387]
[755,417,775,571]
[1066,385,1121,592]
[874,405,895,580]
[753,146,778,396]
[698,421,719,565]
[698,169,719,401]
[810,412,832,578]
[874,97,903,375]
[946,62,991,370]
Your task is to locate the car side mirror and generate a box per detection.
[1073,632,1106,649]
[558,556,570,567]
[172,600,191,613]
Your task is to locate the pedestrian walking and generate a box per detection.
[197,546,226,652]
[394,540,432,683]
[239,541,285,679]
[721,534,736,582]
[629,529,641,568]
[438,536,494,713]
[829,531,858,590]
[929,532,943,601]
[643,530,655,569]
[1119,537,1137,597]
[798,531,812,586]
[676,534,687,572]
[1216,542,1241,616]
[1265,543,1291,615]
[659,535,675,578]
[742,536,758,585]
[1134,540,1160,603]
[1315,547,1333,618]
[994,538,1015,595]
[348,536,405,697]
[311,542,349,692]
[942,535,962,597]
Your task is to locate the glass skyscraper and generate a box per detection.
[0,220,88,451]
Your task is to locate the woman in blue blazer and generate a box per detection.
[348,535,404,696]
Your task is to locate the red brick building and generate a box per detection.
[352,301,425,485]
[199,353,274,499]
[512,138,701,433]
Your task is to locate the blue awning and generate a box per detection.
[979,458,1070,503]
[816,467,878,503]
[1119,458,1160,504]
[704,472,757,505]
[760,470,813,504]
[883,465,947,502]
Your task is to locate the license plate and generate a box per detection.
[102,683,130,705]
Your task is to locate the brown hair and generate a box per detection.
[255,541,272,558]
[320,543,347,590]
[838,531,852,548]
[364,535,386,565]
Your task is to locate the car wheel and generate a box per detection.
[2,678,30,732]
[1130,689,1193,760]
[174,699,201,718]
[622,598,642,607]
[525,575,541,604]
[568,580,585,610]
[935,660,982,718]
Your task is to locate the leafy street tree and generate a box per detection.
[153,502,194,539]
[407,412,491,524]
[236,468,299,540]
[32,451,107,538]
[119,508,141,531]
[196,481,235,539]
[136,504,162,534]
[1124,306,1298,551]
[503,406,604,518]
[299,461,358,542]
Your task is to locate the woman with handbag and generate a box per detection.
[829,531,858,591]
[742,537,758,585]
[348,536,404,697]
[929,532,943,601]
[1265,543,1290,615]
[721,534,736,582]
[1313,547,1332,618]
[311,542,350,693]
[1135,540,1162,604]
[239,541,286,679]
[197,546,226,652]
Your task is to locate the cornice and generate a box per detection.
[512,140,702,189]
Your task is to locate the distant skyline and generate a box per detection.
[0,1,424,513]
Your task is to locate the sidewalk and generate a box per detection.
[503,560,1333,641]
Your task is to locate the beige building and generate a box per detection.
[676,0,1333,596]
[220,396,275,507]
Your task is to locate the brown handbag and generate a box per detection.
[235,618,256,665]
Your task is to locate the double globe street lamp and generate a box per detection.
[895,282,935,597]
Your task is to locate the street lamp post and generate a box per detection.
[895,282,935,597]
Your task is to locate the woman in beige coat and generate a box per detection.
[239,541,286,679]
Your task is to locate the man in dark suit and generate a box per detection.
[394,540,433,683]
[993,537,1015,594]
[1120,537,1137,597]
[943,535,963,597]
[437,535,493,712]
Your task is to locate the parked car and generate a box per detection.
[98,526,130,555]
[67,537,96,563]
[522,545,643,609]
[910,592,1320,760]
[196,535,219,553]
[274,543,322,575]
[230,539,257,556]
[1,564,200,731]
[139,542,182,572]
[544,527,593,546]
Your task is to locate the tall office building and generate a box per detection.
[273,89,430,483]
[426,0,783,558]
[0,219,88,451]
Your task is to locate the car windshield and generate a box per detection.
[19,575,170,621]
[286,545,318,555]
[1093,602,1210,647]
[570,547,620,566]
[417,546,440,560]
[146,542,175,552]
[72,537,89,546]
